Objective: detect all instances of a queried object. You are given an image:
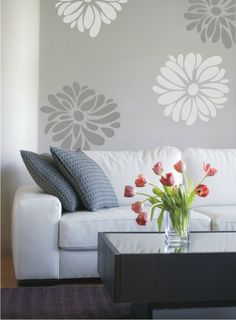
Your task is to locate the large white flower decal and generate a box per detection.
[41,82,121,150]
[152,53,229,126]
[55,0,128,38]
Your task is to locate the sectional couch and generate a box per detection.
[12,147,236,282]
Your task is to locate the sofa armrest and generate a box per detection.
[12,185,62,280]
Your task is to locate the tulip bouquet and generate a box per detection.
[124,161,217,243]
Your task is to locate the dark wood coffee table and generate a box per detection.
[98,232,236,319]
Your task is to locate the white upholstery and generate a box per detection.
[12,186,61,280]
[60,250,98,278]
[59,208,211,251]
[85,147,183,205]
[12,147,236,281]
[184,148,236,206]
[196,206,236,231]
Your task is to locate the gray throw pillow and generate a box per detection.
[20,150,81,212]
[50,147,118,212]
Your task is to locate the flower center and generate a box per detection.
[187,83,199,96]
[73,110,84,122]
[211,6,221,16]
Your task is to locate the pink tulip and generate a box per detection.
[195,184,209,197]
[152,162,163,175]
[173,160,186,173]
[160,172,175,186]
[124,185,136,197]
[131,201,143,214]
[136,212,148,226]
[135,174,147,187]
[204,163,217,176]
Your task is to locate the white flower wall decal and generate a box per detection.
[55,0,128,38]
[152,53,229,126]
[41,82,121,150]
[184,0,236,49]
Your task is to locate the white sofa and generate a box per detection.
[12,147,236,282]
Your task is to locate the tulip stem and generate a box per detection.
[148,182,158,188]
[137,192,153,198]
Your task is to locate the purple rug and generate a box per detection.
[1,286,130,319]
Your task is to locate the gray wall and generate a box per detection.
[39,0,236,153]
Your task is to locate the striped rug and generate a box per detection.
[1,286,130,319]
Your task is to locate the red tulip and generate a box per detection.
[160,172,175,186]
[204,163,217,176]
[195,184,209,197]
[124,185,136,197]
[136,212,148,226]
[135,174,147,187]
[131,201,144,214]
[152,162,163,175]
[173,160,186,173]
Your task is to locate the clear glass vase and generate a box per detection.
[165,209,191,247]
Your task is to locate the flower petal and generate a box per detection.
[172,97,187,122]
[196,56,222,79]
[63,5,84,23]
[200,95,217,117]
[84,5,94,30]
[61,133,73,149]
[89,6,101,37]
[201,82,229,93]
[200,88,224,97]
[195,96,210,116]
[160,66,186,87]
[164,103,175,116]
[96,1,117,20]
[63,1,83,15]
[166,61,189,83]
[221,27,232,48]
[82,127,105,145]
[210,68,225,82]
[198,66,219,82]
[152,85,167,94]
[158,91,185,105]
[181,98,192,121]
[52,120,73,133]
[184,53,196,79]
[101,127,115,137]
[157,75,184,90]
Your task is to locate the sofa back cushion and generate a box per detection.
[85,147,183,206]
[20,150,80,212]
[51,147,118,212]
[183,148,236,206]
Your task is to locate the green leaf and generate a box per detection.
[152,187,163,197]
[148,197,159,205]
[157,209,164,232]
[187,191,196,208]
[189,178,194,193]
[150,203,159,220]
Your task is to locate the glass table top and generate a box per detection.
[105,232,236,254]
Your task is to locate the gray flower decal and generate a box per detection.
[184,0,236,49]
[41,83,121,150]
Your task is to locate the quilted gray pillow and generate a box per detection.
[50,147,118,212]
[20,150,81,212]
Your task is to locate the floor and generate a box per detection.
[1,256,17,288]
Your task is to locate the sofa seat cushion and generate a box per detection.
[59,207,211,250]
[195,206,236,231]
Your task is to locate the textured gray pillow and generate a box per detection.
[50,147,118,212]
[20,150,81,212]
